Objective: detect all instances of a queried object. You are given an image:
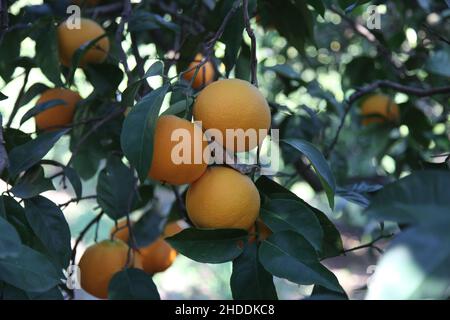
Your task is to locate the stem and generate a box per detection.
[243,0,258,86]
[341,233,394,255]
[71,211,104,263]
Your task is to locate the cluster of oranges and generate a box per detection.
[79,220,183,299]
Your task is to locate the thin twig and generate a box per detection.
[71,211,104,263]
[341,233,394,255]
[242,0,258,86]
[58,195,97,209]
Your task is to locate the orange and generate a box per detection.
[186,166,260,230]
[78,239,142,299]
[360,94,400,125]
[35,88,81,131]
[110,219,182,274]
[182,53,215,89]
[248,219,272,243]
[193,78,271,152]
[139,238,178,274]
[148,115,209,185]
[57,18,110,67]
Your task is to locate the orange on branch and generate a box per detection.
[148,115,209,185]
[35,88,81,131]
[78,239,142,299]
[360,94,400,126]
[182,53,215,89]
[186,166,260,230]
[110,219,179,275]
[57,18,110,67]
[193,79,271,152]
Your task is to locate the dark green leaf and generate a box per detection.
[425,49,450,77]
[1,283,63,300]
[231,243,278,300]
[367,221,450,299]
[97,156,138,220]
[308,285,349,300]
[84,63,123,97]
[132,207,164,248]
[0,92,7,101]
[20,99,66,125]
[63,166,83,199]
[34,19,62,86]
[120,85,169,181]
[259,231,343,292]
[366,171,450,225]
[108,268,160,300]
[122,61,164,108]
[162,97,194,117]
[282,139,336,209]
[17,83,49,108]
[0,216,22,259]
[67,34,108,86]
[24,196,71,268]
[10,166,55,199]
[0,245,61,292]
[8,129,69,177]
[262,199,323,251]
[166,228,248,264]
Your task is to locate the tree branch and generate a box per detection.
[6,68,30,128]
[71,211,104,263]
[341,233,394,255]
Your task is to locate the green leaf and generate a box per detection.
[230,243,278,300]
[66,34,108,86]
[266,64,302,80]
[84,63,124,97]
[108,268,160,300]
[259,231,343,292]
[10,166,55,199]
[97,156,138,220]
[258,0,314,53]
[132,207,164,248]
[308,285,349,300]
[367,221,450,299]
[0,92,7,101]
[17,83,49,109]
[128,11,180,33]
[255,176,343,258]
[220,0,256,76]
[282,139,336,209]
[166,228,248,264]
[0,216,22,259]
[307,0,326,16]
[338,0,371,13]
[1,284,63,300]
[34,19,62,86]
[24,196,71,268]
[261,199,323,251]
[120,85,169,181]
[2,196,36,247]
[20,99,66,126]
[121,61,164,108]
[162,97,194,117]
[0,245,61,293]
[63,166,83,200]
[425,48,450,77]
[8,129,69,177]
[366,171,450,225]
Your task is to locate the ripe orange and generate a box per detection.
[110,219,182,275]
[57,18,110,67]
[35,88,81,131]
[193,78,271,152]
[78,239,142,299]
[186,166,260,230]
[360,94,400,125]
[148,115,209,185]
[182,53,215,89]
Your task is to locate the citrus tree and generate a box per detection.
[0,0,449,300]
